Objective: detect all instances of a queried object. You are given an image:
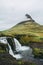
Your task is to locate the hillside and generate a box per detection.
[1,20,43,35]
[0,19,43,44]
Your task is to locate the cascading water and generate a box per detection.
[0,37,43,62]
[14,38,32,52]
[0,37,22,60]
[14,38,32,59]
[7,43,22,60]
[14,38,22,52]
[0,37,32,60]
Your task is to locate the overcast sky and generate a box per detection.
[0,0,43,31]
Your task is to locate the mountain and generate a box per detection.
[0,14,43,45]
[0,18,43,44]
[1,20,43,35]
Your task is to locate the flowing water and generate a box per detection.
[0,37,32,60]
[0,37,43,62]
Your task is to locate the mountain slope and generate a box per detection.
[0,19,43,44]
[2,20,43,36]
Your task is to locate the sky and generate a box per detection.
[0,0,43,31]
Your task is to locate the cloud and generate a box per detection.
[0,0,43,11]
[0,0,43,30]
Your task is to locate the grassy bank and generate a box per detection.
[33,48,43,58]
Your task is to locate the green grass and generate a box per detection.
[33,48,43,58]
[0,20,43,43]
[0,50,5,53]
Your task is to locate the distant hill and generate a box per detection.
[0,15,43,44]
[2,19,43,36]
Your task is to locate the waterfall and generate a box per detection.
[14,38,32,59]
[14,38,30,52]
[7,43,22,60]
[14,38,22,52]
[0,37,32,60]
[8,43,15,57]
[0,37,22,60]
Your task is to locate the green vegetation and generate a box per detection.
[17,61,36,65]
[0,43,8,53]
[0,20,43,43]
[15,34,43,46]
[33,48,43,58]
[0,49,5,53]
